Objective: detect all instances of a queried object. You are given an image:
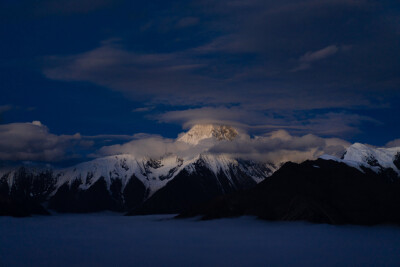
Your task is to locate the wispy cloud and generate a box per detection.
[158,106,378,137]
[0,105,13,114]
[292,45,340,71]
[386,139,400,148]
[42,39,375,112]
[176,17,199,28]
[132,106,156,113]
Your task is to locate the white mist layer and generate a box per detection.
[1,214,400,267]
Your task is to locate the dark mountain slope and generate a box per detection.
[0,167,52,217]
[48,174,149,213]
[178,159,400,225]
[127,160,260,215]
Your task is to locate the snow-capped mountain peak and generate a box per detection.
[343,143,400,170]
[177,124,238,145]
[320,143,400,175]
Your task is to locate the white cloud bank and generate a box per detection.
[209,130,350,164]
[96,127,351,165]
[0,121,82,162]
[1,121,397,166]
[95,134,193,159]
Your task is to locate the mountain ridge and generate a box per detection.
[178,158,400,225]
[1,125,400,218]
[0,132,275,214]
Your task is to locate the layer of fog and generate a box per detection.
[1,213,399,267]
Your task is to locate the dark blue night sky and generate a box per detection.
[1,0,399,163]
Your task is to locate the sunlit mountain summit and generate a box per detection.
[177,124,239,145]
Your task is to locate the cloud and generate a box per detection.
[157,107,269,129]
[95,127,350,165]
[293,45,339,71]
[300,45,339,63]
[42,40,380,116]
[0,121,82,162]
[209,129,350,164]
[42,0,398,111]
[43,40,217,105]
[0,105,13,113]
[386,139,400,148]
[0,119,360,166]
[0,105,12,123]
[132,106,155,113]
[302,112,379,136]
[95,135,193,159]
[41,0,399,139]
[176,17,199,28]
[158,106,378,137]
[193,34,257,54]
[0,121,144,162]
